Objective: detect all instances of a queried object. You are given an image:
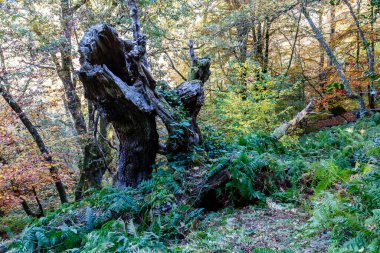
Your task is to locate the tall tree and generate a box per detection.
[342,0,376,109]
[301,1,366,114]
[78,1,211,188]
[54,0,111,200]
[0,83,68,203]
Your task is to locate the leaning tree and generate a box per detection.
[78,2,210,189]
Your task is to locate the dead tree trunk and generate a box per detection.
[78,24,158,188]
[272,98,314,140]
[78,21,210,188]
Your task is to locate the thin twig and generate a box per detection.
[164,52,187,81]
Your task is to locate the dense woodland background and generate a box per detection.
[0,0,379,252]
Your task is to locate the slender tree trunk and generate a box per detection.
[285,10,302,75]
[0,85,68,203]
[328,3,336,67]
[59,0,87,137]
[59,0,111,200]
[318,6,326,85]
[263,18,271,73]
[252,17,258,56]
[343,0,376,109]
[126,0,149,67]
[301,3,366,114]
[0,157,6,216]
[32,187,44,217]
[236,21,250,99]
[19,197,43,218]
[257,19,264,64]
[355,0,361,68]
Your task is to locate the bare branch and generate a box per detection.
[164,52,187,81]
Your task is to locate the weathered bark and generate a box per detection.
[126,0,149,67]
[0,84,68,203]
[78,24,158,188]
[78,22,210,188]
[272,98,314,140]
[343,0,376,109]
[57,0,87,137]
[57,0,111,199]
[301,2,366,114]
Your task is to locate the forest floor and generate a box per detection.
[173,204,329,252]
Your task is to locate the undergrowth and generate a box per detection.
[3,114,379,252]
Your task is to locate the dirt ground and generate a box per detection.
[174,204,330,252]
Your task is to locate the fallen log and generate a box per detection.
[272,98,315,140]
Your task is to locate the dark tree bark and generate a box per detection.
[0,84,68,203]
[343,0,376,109]
[256,19,264,64]
[19,196,44,218]
[263,17,271,73]
[56,0,110,200]
[301,2,366,114]
[32,187,44,217]
[126,0,149,67]
[78,25,158,188]
[78,22,210,188]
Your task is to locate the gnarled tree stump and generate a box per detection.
[78,23,211,188]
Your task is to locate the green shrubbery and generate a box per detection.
[4,114,379,252]
[301,114,380,252]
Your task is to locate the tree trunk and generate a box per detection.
[272,98,314,140]
[78,24,158,188]
[343,0,376,109]
[0,84,68,203]
[20,198,43,218]
[113,114,158,188]
[78,22,210,188]
[318,6,326,86]
[263,18,271,73]
[58,0,87,137]
[58,0,112,199]
[256,19,264,64]
[301,2,366,114]
[328,3,336,67]
[32,187,44,217]
[285,10,302,75]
